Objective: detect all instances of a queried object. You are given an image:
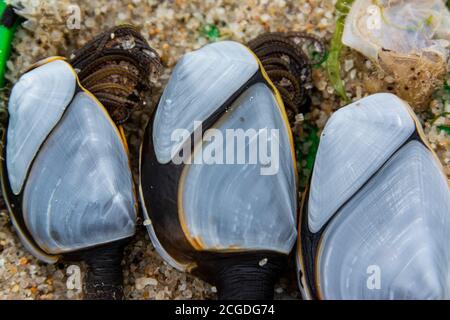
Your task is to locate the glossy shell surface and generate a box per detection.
[6,59,76,194]
[153,41,259,164]
[181,83,297,253]
[319,141,450,299]
[308,93,415,232]
[301,93,450,300]
[143,41,297,269]
[22,91,136,254]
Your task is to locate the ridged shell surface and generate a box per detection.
[23,92,136,254]
[308,93,415,233]
[181,83,296,253]
[153,41,259,164]
[7,60,76,195]
[318,141,450,299]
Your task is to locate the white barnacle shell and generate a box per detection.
[319,141,450,299]
[22,91,136,254]
[144,41,297,267]
[304,93,450,299]
[308,93,415,233]
[180,83,297,254]
[7,59,77,194]
[153,41,259,164]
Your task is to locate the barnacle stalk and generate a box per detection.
[248,32,326,124]
[195,253,286,300]
[70,25,162,124]
[65,240,128,300]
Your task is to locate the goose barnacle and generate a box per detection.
[139,40,298,299]
[0,25,161,300]
[297,93,450,300]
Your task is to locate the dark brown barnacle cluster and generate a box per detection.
[70,25,162,124]
[248,32,325,123]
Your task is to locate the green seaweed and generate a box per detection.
[312,50,329,69]
[304,125,319,171]
[445,78,450,95]
[201,24,220,42]
[296,121,320,190]
[326,0,354,102]
[437,125,450,135]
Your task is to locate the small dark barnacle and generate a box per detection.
[248,32,325,123]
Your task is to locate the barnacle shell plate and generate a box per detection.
[6,59,76,195]
[153,41,259,164]
[22,91,136,254]
[180,83,297,253]
[343,0,449,61]
[319,140,450,299]
[342,0,449,109]
[308,93,415,233]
